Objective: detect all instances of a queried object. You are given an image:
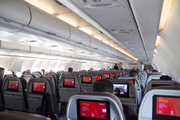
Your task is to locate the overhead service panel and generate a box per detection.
[30,46,51,54]
[0,41,30,51]
[27,3,70,39]
[0,0,31,32]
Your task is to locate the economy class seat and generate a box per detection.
[146,74,163,85]
[111,80,138,112]
[26,78,59,117]
[3,76,28,111]
[118,77,142,105]
[138,86,180,120]
[66,92,125,120]
[21,74,34,84]
[79,74,96,92]
[41,75,60,103]
[59,74,81,115]
[144,79,177,94]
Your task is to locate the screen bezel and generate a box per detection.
[113,83,129,98]
[7,80,19,91]
[32,82,46,95]
[82,76,92,84]
[77,99,110,120]
[153,95,180,120]
[63,78,75,88]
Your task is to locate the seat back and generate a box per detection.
[138,86,180,120]
[32,72,42,78]
[146,74,162,85]
[3,76,28,111]
[0,77,5,111]
[26,78,58,116]
[66,92,125,120]
[118,77,141,105]
[59,74,81,102]
[102,71,113,80]
[111,80,138,112]
[88,72,105,81]
[144,80,177,94]
[79,74,96,92]
[21,74,34,83]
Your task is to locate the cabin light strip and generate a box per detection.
[158,0,175,32]
[155,36,161,47]
[25,0,139,61]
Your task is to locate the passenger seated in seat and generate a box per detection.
[93,79,138,120]
[129,70,138,79]
[25,69,31,75]
[160,75,172,80]
[68,67,73,74]
[0,67,5,79]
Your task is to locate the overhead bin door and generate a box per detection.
[27,3,70,39]
[0,0,31,32]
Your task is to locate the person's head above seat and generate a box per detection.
[93,79,113,93]
[160,75,172,80]
[129,70,138,79]
[0,67,5,77]
[68,67,73,73]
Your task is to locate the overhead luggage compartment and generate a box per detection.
[0,0,31,32]
[68,25,91,46]
[27,3,70,39]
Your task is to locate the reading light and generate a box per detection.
[158,0,175,32]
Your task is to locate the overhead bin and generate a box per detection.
[27,3,70,39]
[68,25,91,46]
[89,37,108,52]
[30,46,51,54]
[0,41,30,51]
[0,0,31,32]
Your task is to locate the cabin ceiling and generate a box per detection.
[0,0,163,65]
[56,0,163,65]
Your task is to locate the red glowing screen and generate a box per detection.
[121,72,123,75]
[24,77,31,83]
[82,76,91,83]
[130,80,134,83]
[124,72,126,75]
[116,72,119,77]
[80,101,107,119]
[94,75,102,81]
[44,77,51,81]
[112,73,115,78]
[8,81,18,89]
[33,82,45,92]
[104,74,110,79]
[64,79,74,86]
[156,97,180,117]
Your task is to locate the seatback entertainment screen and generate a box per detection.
[77,99,110,120]
[7,80,18,91]
[94,75,102,81]
[104,74,110,79]
[113,83,129,97]
[116,72,120,77]
[112,73,115,78]
[63,78,75,87]
[153,95,180,120]
[82,76,92,83]
[32,82,46,94]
